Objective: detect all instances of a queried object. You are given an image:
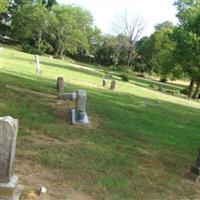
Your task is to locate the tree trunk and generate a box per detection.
[38,32,42,52]
[126,46,132,66]
[114,45,121,66]
[60,47,64,59]
[188,78,195,99]
[192,81,200,99]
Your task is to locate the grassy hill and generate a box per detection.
[1,46,200,200]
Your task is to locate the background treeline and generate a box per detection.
[0,0,200,99]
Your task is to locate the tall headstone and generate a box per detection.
[71,90,89,125]
[111,80,117,90]
[0,116,22,200]
[35,55,41,74]
[57,77,64,96]
[102,79,107,87]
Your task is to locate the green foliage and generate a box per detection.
[119,73,129,82]
[12,3,49,53]
[49,5,92,58]
[0,0,9,13]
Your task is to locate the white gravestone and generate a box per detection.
[35,55,41,74]
[0,116,22,200]
[71,90,89,125]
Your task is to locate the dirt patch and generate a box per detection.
[15,159,93,200]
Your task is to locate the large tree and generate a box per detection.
[12,3,49,53]
[49,5,93,59]
[113,11,146,66]
[174,0,200,98]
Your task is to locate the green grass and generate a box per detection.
[1,46,200,199]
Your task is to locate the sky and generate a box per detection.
[57,0,179,37]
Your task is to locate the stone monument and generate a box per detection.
[71,90,89,125]
[57,77,64,96]
[0,116,22,200]
[35,55,41,74]
[102,79,107,87]
[111,80,117,90]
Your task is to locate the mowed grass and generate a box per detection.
[0,46,200,199]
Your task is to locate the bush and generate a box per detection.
[160,78,167,83]
[180,88,189,95]
[119,74,129,82]
[149,84,156,89]
[22,43,44,55]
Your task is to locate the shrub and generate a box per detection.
[119,74,129,82]
[160,78,167,83]
[180,88,189,95]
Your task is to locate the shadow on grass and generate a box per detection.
[1,71,200,151]
[1,71,200,199]
[40,60,104,78]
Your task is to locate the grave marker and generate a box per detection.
[71,90,89,125]
[102,79,107,87]
[0,116,22,200]
[35,55,41,74]
[57,77,64,96]
[111,80,117,90]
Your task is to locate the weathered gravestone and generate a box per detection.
[56,77,64,96]
[71,90,89,125]
[102,79,107,87]
[110,80,117,90]
[0,116,22,200]
[35,55,41,74]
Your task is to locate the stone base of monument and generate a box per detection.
[70,109,89,125]
[0,176,23,200]
[59,92,76,101]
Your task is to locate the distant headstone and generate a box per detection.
[102,79,107,87]
[111,80,117,90]
[0,116,23,200]
[35,55,41,74]
[57,77,64,96]
[71,90,89,125]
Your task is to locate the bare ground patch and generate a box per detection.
[16,159,93,200]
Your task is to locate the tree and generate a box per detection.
[0,0,9,13]
[12,3,49,53]
[136,22,176,81]
[174,0,200,98]
[171,27,200,98]
[49,5,93,59]
[113,11,146,66]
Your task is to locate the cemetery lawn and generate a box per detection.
[1,46,200,200]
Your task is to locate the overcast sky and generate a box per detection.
[57,0,179,37]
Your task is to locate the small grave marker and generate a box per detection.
[111,80,117,90]
[102,79,107,87]
[57,77,64,96]
[35,55,41,74]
